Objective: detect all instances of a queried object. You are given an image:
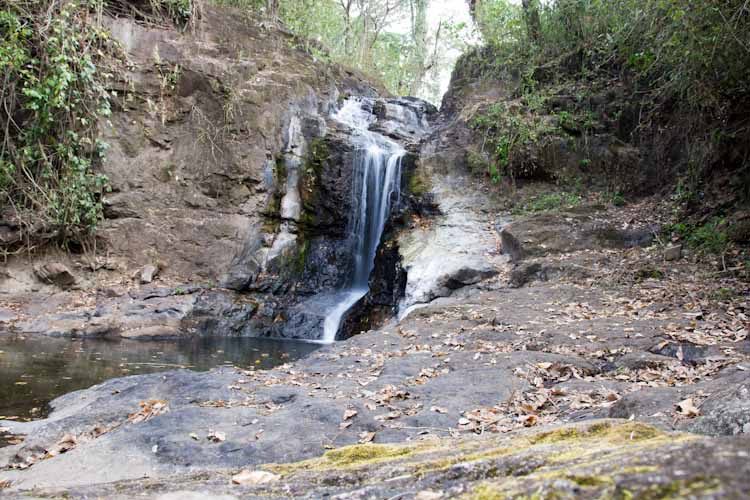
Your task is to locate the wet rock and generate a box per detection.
[663,244,683,261]
[398,175,504,311]
[12,288,254,338]
[33,263,77,289]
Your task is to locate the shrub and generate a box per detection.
[474,0,750,114]
[0,0,123,249]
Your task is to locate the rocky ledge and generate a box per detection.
[1,196,748,498]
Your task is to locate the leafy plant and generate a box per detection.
[0,0,123,249]
[516,192,581,214]
[666,218,729,255]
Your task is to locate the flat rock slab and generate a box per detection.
[3,420,750,499]
[1,280,748,494]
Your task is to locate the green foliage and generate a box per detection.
[667,218,729,255]
[207,0,470,102]
[474,0,750,113]
[0,0,121,248]
[516,192,581,214]
[470,100,558,184]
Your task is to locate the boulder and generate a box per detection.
[663,244,683,261]
[139,265,159,284]
[33,263,77,289]
[500,211,656,260]
[687,382,750,436]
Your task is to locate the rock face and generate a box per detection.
[0,6,435,341]
[499,211,657,262]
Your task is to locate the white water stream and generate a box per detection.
[321,98,406,342]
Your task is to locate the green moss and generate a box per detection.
[463,483,508,500]
[408,168,432,197]
[270,444,416,474]
[325,444,411,465]
[640,477,721,500]
[512,192,581,215]
[566,474,614,488]
[413,446,513,477]
[531,422,660,447]
[294,239,309,275]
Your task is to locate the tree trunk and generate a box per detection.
[466,0,480,23]
[522,0,541,43]
[267,0,279,20]
[409,0,428,96]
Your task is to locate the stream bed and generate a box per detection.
[0,335,319,421]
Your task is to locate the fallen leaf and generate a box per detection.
[343,409,358,420]
[231,470,280,485]
[430,406,448,414]
[676,398,700,418]
[128,400,169,424]
[358,431,376,443]
[207,430,226,442]
[520,414,538,427]
[45,434,77,458]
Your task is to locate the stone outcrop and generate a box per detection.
[0,6,436,341]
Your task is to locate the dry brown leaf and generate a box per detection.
[520,414,538,427]
[128,400,169,424]
[358,431,376,443]
[676,398,700,418]
[45,434,77,458]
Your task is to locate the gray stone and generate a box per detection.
[398,174,504,312]
[664,244,683,261]
[140,265,159,284]
[687,382,750,436]
[34,263,77,289]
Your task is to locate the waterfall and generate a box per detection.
[321,98,406,342]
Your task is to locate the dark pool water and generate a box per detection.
[0,335,319,421]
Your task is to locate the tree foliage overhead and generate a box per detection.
[462,0,750,211]
[215,0,470,102]
[470,0,750,113]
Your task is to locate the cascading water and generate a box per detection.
[321,98,406,342]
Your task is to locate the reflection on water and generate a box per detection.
[0,335,319,420]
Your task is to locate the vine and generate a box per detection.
[0,0,123,250]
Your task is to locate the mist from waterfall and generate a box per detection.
[321,98,405,342]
